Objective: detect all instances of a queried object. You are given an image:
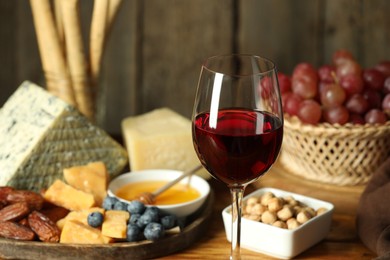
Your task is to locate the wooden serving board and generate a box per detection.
[0,190,214,260]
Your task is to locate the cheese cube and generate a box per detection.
[60,220,112,244]
[57,207,105,230]
[101,210,130,239]
[63,161,109,206]
[0,81,128,191]
[44,180,95,211]
[121,108,209,179]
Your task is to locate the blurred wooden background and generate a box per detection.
[0,0,389,135]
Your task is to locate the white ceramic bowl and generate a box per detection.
[108,169,210,218]
[222,187,334,259]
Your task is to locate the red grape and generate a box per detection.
[297,100,322,125]
[320,83,346,108]
[345,94,369,114]
[365,109,388,124]
[375,61,390,77]
[284,93,302,116]
[323,106,349,125]
[277,72,291,94]
[362,88,382,109]
[318,65,336,83]
[292,63,317,78]
[339,74,364,96]
[332,49,354,67]
[291,63,318,99]
[363,69,385,90]
[349,113,365,125]
[336,60,362,79]
[383,77,390,94]
[382,93,390,115]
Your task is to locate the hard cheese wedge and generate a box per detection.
[60,220,112,244]
[121,108,209,179]
[63,161,108,207]
[44,180,95,211]
[101,210,130,239]
[0,81,128,191]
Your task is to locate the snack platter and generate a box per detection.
[0,190,214,260]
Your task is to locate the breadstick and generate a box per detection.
[29,0,76,106]
[60,0,94,120]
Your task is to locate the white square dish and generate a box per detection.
[222,187,334,259]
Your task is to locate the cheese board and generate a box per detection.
[0,190,214,260]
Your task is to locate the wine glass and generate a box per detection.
[191,54,283,259]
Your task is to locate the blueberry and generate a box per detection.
[160,215,177,230]
[87,212,104,227]
[113,200,128,211]
[126,223,142,242]
[144,222,165,241]
[129,213,141,225]
[144,206,160,219]
[137,211,158,229]
[102,196,118,210]
[127,200,146,214]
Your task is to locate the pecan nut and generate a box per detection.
[0,221,35,241]
[28,211,60,242]
[0,202,30,222]
[7,190,44,211]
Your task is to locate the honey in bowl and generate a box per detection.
[115,181,201,205]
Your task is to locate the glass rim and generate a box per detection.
[202,54,276,76]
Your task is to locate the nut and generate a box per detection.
[261,210,277,224]
[267,197,284,212]
[297,209,313,224]
[260,192,275,206]
[28,211,61,242]
[286,218,300,229]
[0,221,35,241]
[7,190,44,211]
[277,205,294,221]
[0,202,30,222]
[316,207,328,216]
[272,220,287,229]
[243,214,261,222]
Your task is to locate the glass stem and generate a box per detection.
[230,186,245,260]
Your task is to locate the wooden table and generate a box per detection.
[161,163,377,259]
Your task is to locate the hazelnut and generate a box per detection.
[243,214,261,222]
[286,218,300,229]
[251,203,266,215]
[277,205,294,221]
[316,207,328,216]
[272,220,287,229]
[304,207,316,218]
[260,192,275,206]
[297,209,313,224]
[268,197,284,212]
[261,210,277,224]
[246,197,259,206]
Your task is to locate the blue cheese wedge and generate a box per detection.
[0,81,128,191]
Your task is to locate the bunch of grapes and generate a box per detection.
[280,49,390,125]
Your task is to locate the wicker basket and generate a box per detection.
[280,116,390,186]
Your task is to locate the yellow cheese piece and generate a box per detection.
[121,108,209,179]
[57,207,105,230]
[63,161,109,206]
[60,220,112,244]
[101,210,130,239]
[44,180,95,211]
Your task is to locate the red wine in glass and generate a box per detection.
[193,108,283,186]
[191,54,283,260]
